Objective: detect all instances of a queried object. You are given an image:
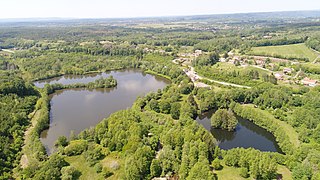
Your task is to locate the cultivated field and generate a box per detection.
[249,43,318,61]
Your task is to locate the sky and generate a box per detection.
[0,0,319,19]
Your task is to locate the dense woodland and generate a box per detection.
[1,11,320,179]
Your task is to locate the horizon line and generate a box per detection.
[0,8,320,21]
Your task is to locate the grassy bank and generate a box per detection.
[233,104,300,154]
[144,69,172,80]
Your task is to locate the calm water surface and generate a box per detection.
[35,69,170,153]
[196,110,282,153]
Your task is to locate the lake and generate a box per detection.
[35,69,170,153]
[196,110,282,153]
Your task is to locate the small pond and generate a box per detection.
[196,110,282,153]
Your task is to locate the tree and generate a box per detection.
[211,158,222,170]
[223,52,228,59]
[125,157,140,180]
[170,102,181,120]
[158,146,175,176]
[125,146,154,179]
[149,99,160,113]
[213,146,221,159]
[211,109,238,131]
[239,167,249,178]
[292,164,313,180]
[55,136,68,147]
[159,100,171,114]
[61,166,79,180]
[180,101,197,119]
[187,161,214,180]
[33,154,68,180]
[150,159,162,178]
[209,52,220,65]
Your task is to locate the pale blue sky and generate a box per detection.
[0,0,319,19]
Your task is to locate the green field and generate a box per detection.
[214,162,292,180]
[65,155,103,180]
[249,43,318,61]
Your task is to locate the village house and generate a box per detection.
[219,58,226,62]
[301,77,318,87]
[143,47,153,53]
[255,59,265,66]
[263,35,273,39]
[274,73,284,80]
[283,68,293,74]
[233,56,240,61]
[227,51,235,57]
[158,49,166,54]
[194,49,203,56]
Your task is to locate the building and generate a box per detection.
[283,68,293,74]
[301,77,317,87]
[274,73,284,80]
[195,49,203,56]
[263,35,272,39]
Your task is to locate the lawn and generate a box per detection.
[100,152,125,180]
[65,155,104,180]
[277,165,293,180]
[214,162,292,180]
[249,43,318,61]
[214,164,247,180]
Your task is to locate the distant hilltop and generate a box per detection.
[0,9,320,23]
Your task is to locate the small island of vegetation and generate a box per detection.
[211,109,238,131]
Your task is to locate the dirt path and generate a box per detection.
[1,49,15,53]
[185,66,251,89]
[311,49,320,64]
[203,77,251,88]
[252,65,273,73]
[313,55,320,64]
[20,108,41,168]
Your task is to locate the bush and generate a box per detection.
[211,158,222,170]
[61,166,79,180]
[83,145,104,166]
[64,140,88,156]
[170,102,181,120]
[240,167,249,178]
[102,168,113,178]
[94,163,103,173]
[150,159,162,177]
[55,136,69,147]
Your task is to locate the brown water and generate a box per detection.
[35,69,170,153]
[196,110,282,153]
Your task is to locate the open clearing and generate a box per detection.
[65,155,103,180]
[214,162,292,180]
[249,43,318,61]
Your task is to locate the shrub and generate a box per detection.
[64,140,88,156]
[240,167,249,178]
[211,158,222,170]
